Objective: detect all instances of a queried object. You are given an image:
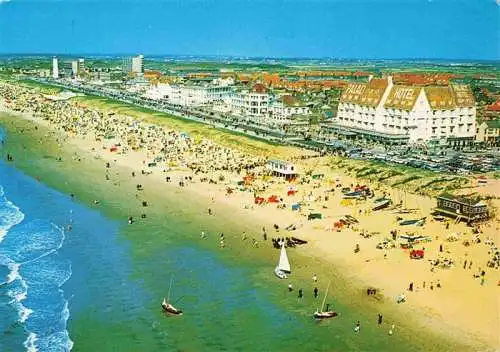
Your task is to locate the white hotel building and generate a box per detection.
[231,84,270,124]
[144,83,233,107]
[332,76,476,146]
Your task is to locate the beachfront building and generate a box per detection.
[89,68,113,83]
[327,76,476,146]
[52,57,59,79]
[476,120,500,146]
[268,95,311,127]
[231,84,271,124]
[71,58,85,77]
[144,82,233,107]
[174,84,233,107]
[144,83,174,101]
[132,55,144,74]
[122,55,144,75]
[435,194,489,223]
[267,159,298,179]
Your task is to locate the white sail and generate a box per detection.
[278,243,291,273]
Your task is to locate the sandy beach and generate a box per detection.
[1,81,499,351]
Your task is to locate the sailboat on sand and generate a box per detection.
[314,282,338,320]
[274,242,291,279]
[162,276,183,315]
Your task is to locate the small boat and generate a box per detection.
[314,311,338,319]
[162,298,183,315]
[274,242,291,279]
[274,266,287,279]
[343,191,363,199]
[162,276,183,315]
[344,215,359,224]
[399,217,426,226]
[433,215,445,221]
[313,282,338,320]
[372,199,391,211]
[291,236,307,245]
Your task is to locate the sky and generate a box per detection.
[0,0,498,60]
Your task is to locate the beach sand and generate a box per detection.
[1,82,499,351]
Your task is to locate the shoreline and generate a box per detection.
[0,86,498,351]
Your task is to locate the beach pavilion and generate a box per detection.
[267,159,298,180]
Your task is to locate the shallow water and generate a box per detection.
[0,118,464,352]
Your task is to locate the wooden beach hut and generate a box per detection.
[434,194,489,223]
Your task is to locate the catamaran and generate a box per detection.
[274,242,291,279]
[313,282,338,320]
[161,276,183,315]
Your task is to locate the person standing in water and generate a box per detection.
[298,289,303,299]
[378,314,383,325]
[354,321,360,333]
[313,287,319,298]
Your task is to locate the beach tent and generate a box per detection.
[268,195,280,203]
[291,203,301,211]
[410,249,425,259]
[243,176,254,185]
[312,174,324,180]
[340,199,353,206]
[254,197,265,205]
[287,190,297,196]
[308,213,322,220]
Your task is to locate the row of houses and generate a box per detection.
[144,82,312,127]
[141,74,497,146]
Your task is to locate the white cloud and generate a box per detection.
[0,0,11,4]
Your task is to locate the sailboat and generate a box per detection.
[161,276,183,315]
[274,242,291,279]
[313,282,338,320]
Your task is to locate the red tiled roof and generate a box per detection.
[252,83,267,93]
[487,101,500,111]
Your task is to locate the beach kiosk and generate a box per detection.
[267,159,298,180]
[435,194,489,223]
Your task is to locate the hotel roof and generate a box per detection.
[340,78,388,107]
[384,86,421,110]
[424,85,475,110]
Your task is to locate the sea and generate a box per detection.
[0,123,456,352]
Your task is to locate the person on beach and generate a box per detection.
[288,283,293,292]
[389,324,395,335]
[208,208,212,215]
[409,282,413,292]
[312,274,317,282]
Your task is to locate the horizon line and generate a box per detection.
[0,53,499,63]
